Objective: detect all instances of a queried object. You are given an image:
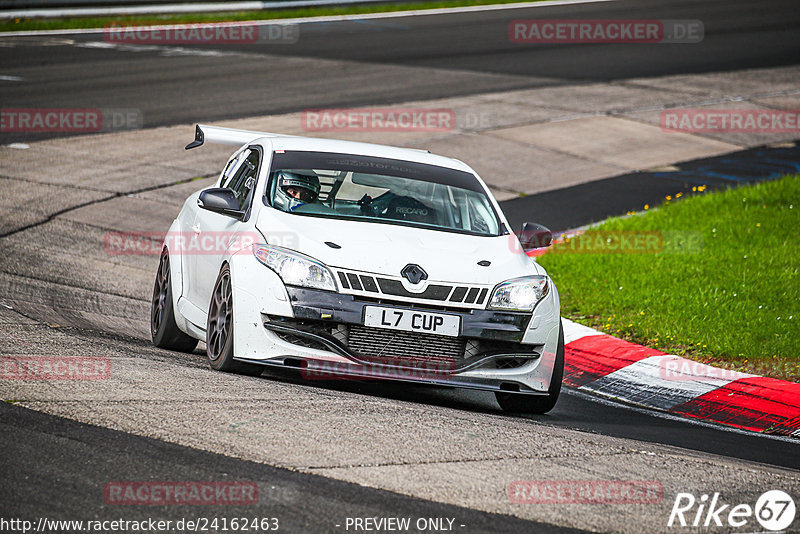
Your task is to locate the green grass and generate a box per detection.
[1,0,540,32]
[538,175,800,382]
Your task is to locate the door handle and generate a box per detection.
[192,225,201,234]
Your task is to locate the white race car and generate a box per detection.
[151,124,563,413]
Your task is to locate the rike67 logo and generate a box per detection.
[668,490,795,531]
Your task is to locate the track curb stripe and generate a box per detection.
[561,319,800,438]
[563,334,661,388]
[670,377,800,437]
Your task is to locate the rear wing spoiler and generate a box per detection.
[185,124,295,150]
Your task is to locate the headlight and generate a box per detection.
[487,275,549,312]
[253,244,337,292]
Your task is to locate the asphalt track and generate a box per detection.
[502,141,800,230]
[1,0,800,531]
[0,402,578,533]
[1,0,800,143]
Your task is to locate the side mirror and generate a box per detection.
[198,188,244,220]
[519,222,553,251]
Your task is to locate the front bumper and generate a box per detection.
[267,287,540,370]
[230,252,561,394]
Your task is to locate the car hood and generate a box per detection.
[256,210,543,286]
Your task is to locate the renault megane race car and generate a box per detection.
[150,124,564,413]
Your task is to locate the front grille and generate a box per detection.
[496,358,528,369]
[270,319,347,353]
[273,331,328,352]
[336,270,489,306]
[375,278,452,300]
[347,324,465,369]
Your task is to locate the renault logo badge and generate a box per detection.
[401,264,428,285]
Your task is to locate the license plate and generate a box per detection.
[363,306,460,337]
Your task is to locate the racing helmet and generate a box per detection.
[273,170,321,211]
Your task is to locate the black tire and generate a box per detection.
[495,320,565,414]
[206,265,263,376]
[151,250,199,352]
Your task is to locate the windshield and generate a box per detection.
[265,151,501,236]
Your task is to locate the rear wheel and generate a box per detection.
[151,251,198,352]
[495,320,564,414]
[206,265,263,376]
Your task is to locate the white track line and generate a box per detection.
[0,0,614,37]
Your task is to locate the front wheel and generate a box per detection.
[151,250,198,353]
[495,320,564,414]
[206,265,263,376]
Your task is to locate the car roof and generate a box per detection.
[256,135,474,174]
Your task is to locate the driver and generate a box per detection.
[273,170,321,211]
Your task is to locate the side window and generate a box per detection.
[223,149,260,211]
[220,155,241,188]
